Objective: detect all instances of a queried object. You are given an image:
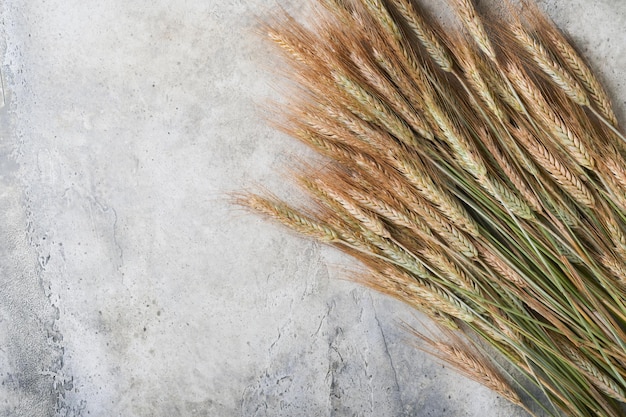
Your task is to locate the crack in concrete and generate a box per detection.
[327,326,344,416]
[311,301,331,338]
[371,295,406,416]
[90,195,124,272]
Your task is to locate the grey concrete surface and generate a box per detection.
[0,0,625,416]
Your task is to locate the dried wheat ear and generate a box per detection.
[241,1,626,416]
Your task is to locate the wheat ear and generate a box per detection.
[450,0,497,61]
[347,187,434,239]
[393,153,481,236]
[315,137,480,259]
[326,187,392,239]
[266,21,317,66]
[507,62,595,170]
[362,0,446,108]
[298,105,359,144]
[601,254,626,290]
[512,126,595,208]
[512,24,589,107]
[479,244,528,289]
[422,248,481,296]
[455,40,507,121]
[599,151,626,201]
[391,0,454,72]
[240,195,340,243]
[443,342,522,404]
[477,127,543,213]
[296,107,479,244]
[545,32,618,127]
[519,0,619,129]
[361,265,459,330]
[386,174,479,259]
[309,181,429,273]
[602,214,626,263]
[561,344,626,402]
[427,93,535,219]
[410,327,523,407]
[293,130,459,250]
[350,52,434,140]
[332,71,420,147]
[380,266,478,323]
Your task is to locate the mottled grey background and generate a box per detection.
[0,0,624,416]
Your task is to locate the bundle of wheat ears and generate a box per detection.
[239,0,626,415]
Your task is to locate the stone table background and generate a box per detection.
[0,0,624,416]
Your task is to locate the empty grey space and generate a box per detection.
[0,0,624,416]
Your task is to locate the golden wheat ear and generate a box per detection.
[237,194,341,243]
[390,0,455,73]
[522,0,619,128]
[405,323,525,408]
[249,1,626,415]
[449,0,497,62]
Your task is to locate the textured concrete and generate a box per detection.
[0,0,624,416]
